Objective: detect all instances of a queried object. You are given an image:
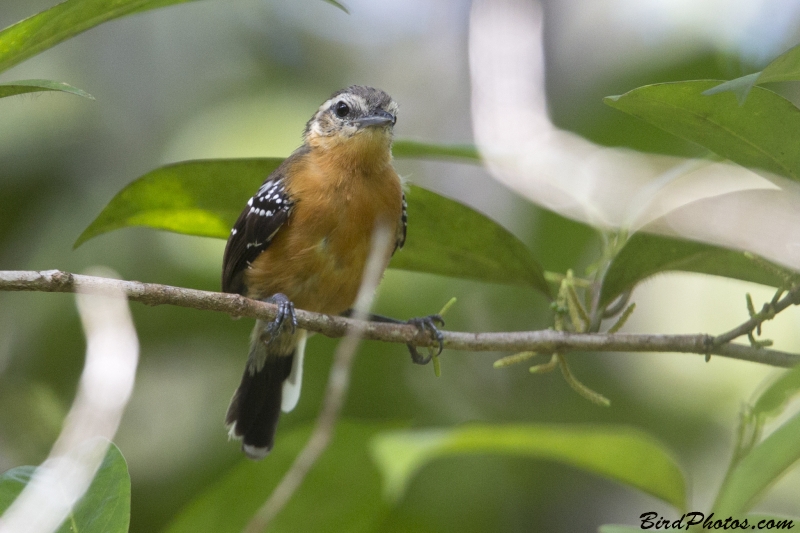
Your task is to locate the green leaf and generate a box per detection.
[605,81,800,182]
[758,42,800,83]
[370,424,686,511]
[600,233,792,308]
[68,442,131,533]
[76,158,550,295]
[393,139,481,163]
[598,526,643,533]
[713,410,800,516]
[165,421,390,533]
[0,442,131,533]
[0,79,94,99]
[704,43,800,101]
[752,365,800,421]
[390,186,548,293]
[74,159,283,247]
[701,72,760,104]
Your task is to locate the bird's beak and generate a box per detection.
[356,110,395,128]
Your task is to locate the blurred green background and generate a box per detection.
[1,0,799,531]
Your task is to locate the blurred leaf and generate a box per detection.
[599,233,791,308]
[532,208,601,275]
[704,43,800,102]
[605,81,800,182]
[0,466,35,511]
[0,0,198,75]
[753,365,800,420]
[165,421,391,533]
[0,442,131,533]
[393,139,480,163]
[598,526,642,533]
[76,159,550,294]
[713,410,800,516]
[0,79,94,99]
[370,424,686,511]
[0,0,342,75]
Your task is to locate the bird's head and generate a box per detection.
[304,85,398,164]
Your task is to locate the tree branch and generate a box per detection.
[2,269,799,368]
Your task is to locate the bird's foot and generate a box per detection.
[406,314,445,365]
[260,293,297,341]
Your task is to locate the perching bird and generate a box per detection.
[221,86,441,460]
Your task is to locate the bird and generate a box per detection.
[221,85,442,460]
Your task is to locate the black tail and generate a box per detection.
[226,321,295,460]
[225,353,293,459]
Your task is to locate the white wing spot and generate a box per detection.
[257,181,274,196]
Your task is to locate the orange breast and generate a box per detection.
[245,150,402,315]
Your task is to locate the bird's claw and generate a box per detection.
[406,314,445,365]
[262,293,297,340]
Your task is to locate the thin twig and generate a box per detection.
[242,226,394,533]
[603,290,632,319]
[713,284,800,346]
[556,353,610,407]
[607,303,636,334]
[1,270,800,368]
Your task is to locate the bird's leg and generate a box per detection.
[405,314,445,364]
[260,293,297,343]
[341,310,445,365]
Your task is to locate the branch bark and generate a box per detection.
[2,269,799,368]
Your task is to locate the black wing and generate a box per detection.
[222,172,295,295]
[394,191,407,255]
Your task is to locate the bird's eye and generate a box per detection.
[334,101,350,118]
